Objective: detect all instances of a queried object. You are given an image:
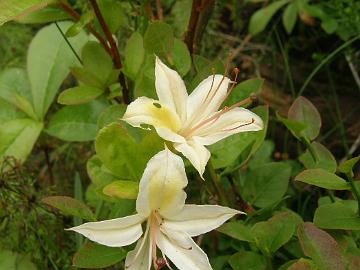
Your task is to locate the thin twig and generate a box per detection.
[89,0,130,104]
[58,1,112,55]
[156,0,164,20]
[345,53,360,92]
[230,34,252,62]
[55,22,83,65]
[227,175,255,214]
[184,0,202,54]
[341,133,360,163]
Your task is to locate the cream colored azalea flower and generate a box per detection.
[122,57,263,177]
[67,148,241,270]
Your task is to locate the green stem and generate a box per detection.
[207,160,228,206]
[55,21,82,65]
[347,174,360,216]
[298,34,360,96]
[301,138,318,163]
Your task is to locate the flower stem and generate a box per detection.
[89,0,130,104]
[347,173,360,216]
[207,160,228,206]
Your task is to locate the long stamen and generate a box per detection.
[222,67,240,103]
[161,252,174,270]
[151,214,158,269]
[125,222,150,268]
[221,118,255,132]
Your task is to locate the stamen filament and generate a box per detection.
[221,118,255,132]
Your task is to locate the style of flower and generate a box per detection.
[67,148,241,270]
[122,57,263,177]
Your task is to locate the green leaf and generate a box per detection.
[282,2,298,34]
[103,180,139,200]
[225,78,264,107]
[0,250,37,270]
[58,86,104,105]
[242,162,291,208]
[42,196,96,221]
[97,104,126,130]
[287,258,317,270]
[27,22,88,118]
[95,123,163,180]
[249,0,290,35]
[134,55,157,99]
[87,155,119,188]
[338,156,360,177]
[65,11,93,38]
[0,98,26,122]
[229,250,267,270]
[252,212,298,254]
[321,18,338,34]
[0,0,53,25]
[314,201,360,230]
[288,96,321,140]
[277,112,307,135]
[0,68,37,119]
[297,222,345,270]
[73,242,126,268]
[299,142,337,173]
[0,118,43,166]
[210,106,268,169]
[124,32,145,80]
[144,22,174,59]
[46,100,107,142]
[172,38,191,76]
[81,41,115,88]
[295,169,349,190]
[16,6,70,24]
[217,221,255,242]
[97,0,128,33]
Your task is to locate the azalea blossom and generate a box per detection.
[122,57,263,177]
[68,148,241,270]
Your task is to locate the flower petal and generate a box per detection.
[155,56,188,123]
[163,204,242,237]
[125,227,152,270]
[122,96,182,133]
[66,214,144,247]
[174,137,210,178]
[194,107,263,145]
[186,74,230,126]
[156,228,212,270]
[136,148,187,219]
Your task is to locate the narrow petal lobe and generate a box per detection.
[174,137,210,178]
[67,214,144,247]
[136,148,188,219]
[163,204,242,237]
[155,57,188,123]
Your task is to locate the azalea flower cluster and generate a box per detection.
[68,58,263,270]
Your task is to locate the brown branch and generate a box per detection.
[227,175,255,214]
[156,0,164,20]
[184,0,214,55]
[58,1,112,55]
[184,0,202,54]
[89,0,130,104]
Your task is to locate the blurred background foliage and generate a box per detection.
[0,0,359,269]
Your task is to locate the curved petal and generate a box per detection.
[194,107,263,145]
[186,74,230,127]
[122,96,182,133]
[163,204,242,237]
[125,226,152,270]
[174,138,210,178]
[66,214,144,247]
[136,148,188,219]
[155,56,188,123]
[155,126,186,144]
[156,228,212,270]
